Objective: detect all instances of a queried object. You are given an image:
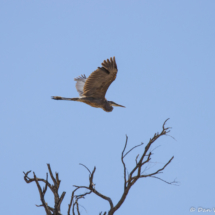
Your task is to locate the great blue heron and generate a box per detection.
[52,57,125,112]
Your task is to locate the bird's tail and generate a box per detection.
[52,96,79,101]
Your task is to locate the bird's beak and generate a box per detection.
[110,101,125,108]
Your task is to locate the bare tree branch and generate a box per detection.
[43,173,48,195]
[24,119,176,215]
[33,172,52,215]
[141,156,174,177]
[135,154,139,165]
[68,187,79,215]
[68,165,114,215]
[23,164,65,215]
[57,192,66,210]
[23,170,52,189]
[108,118,175,215]
[121,135,128,190]
[47,164,57,186]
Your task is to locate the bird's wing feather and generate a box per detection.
[83,57,118,99]
[74,74,87,97]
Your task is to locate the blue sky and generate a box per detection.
[1,1,215,214]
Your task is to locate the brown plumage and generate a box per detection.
[52,57,125,112]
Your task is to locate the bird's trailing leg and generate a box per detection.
[52,96,79,101]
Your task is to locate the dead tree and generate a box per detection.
[23,119,177,215]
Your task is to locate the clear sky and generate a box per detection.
[1,1,215,214]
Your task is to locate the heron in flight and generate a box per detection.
[52,57,125,112]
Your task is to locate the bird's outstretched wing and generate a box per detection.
[83,57,118,99]
[74,74,87,97]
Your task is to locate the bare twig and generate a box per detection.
[57,192,66,209]
[150,176,178,185]
[43,173,48,195]
[135,154,139,165]
[123,142,144,158]
[68,187,79,215]
[89,167,96,188]
[141,156,174,177]
[121,135,128,190]
[79,163,92,175]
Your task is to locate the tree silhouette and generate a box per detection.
[23,119,177,215]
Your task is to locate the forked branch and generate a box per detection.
[23,164,66,215]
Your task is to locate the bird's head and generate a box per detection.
[108,101,125,108]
